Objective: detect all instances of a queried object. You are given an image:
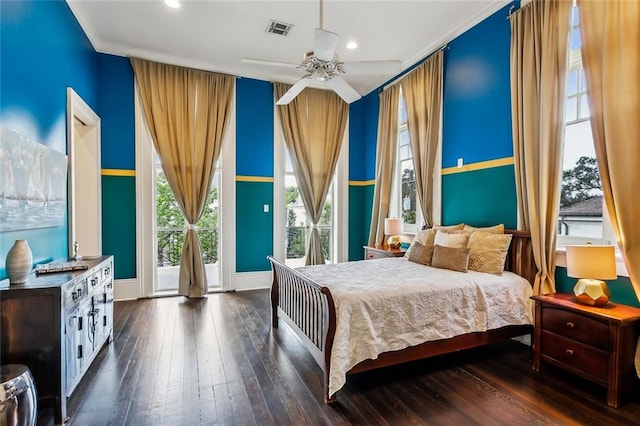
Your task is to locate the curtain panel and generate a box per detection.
[131,58,234,298]
[275,83,348,265]
[577,0,640,301]
[400,50,444,228]
[510,0,572,295]
[368,85,400,248]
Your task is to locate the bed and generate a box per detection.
[267,229,536,403]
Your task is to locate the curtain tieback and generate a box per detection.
[185,224,197,230]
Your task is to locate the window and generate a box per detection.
[392,91,422,233]
[558,5,614,248]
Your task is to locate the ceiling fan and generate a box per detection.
[242,0,401,105]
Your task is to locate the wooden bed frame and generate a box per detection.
[267,229,537,403]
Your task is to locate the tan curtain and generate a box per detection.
[368,85,400,247]
[578,0,640,301]
[131,58,233,298]
[275,83,348,265]
[510,0,572,295]
[401,50,444,228]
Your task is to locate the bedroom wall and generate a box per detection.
[0,0,98,279]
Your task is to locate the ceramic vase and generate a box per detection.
[6,239,33,284]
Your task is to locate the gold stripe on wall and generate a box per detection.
[236,176,274,183]
[441,157,514,175]
[349,179,376,186]
[101,169,135,177]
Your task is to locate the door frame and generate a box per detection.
[66,87,101,258]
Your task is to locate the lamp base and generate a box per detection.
[573,278,611,306]
[387,235,401,249]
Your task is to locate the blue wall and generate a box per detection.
[0,0,98,278]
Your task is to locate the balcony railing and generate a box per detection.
[285,225,332,261]
[157,227,218,267]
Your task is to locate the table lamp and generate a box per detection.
[566,244,617,306]
[384,218,403,249]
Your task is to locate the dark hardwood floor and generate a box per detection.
[38,290,640,425]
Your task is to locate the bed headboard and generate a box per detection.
[504,229,537,287]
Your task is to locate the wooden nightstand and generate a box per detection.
[532,293,640,407]
[363,246,406,260]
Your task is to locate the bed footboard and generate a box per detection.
[267,256,337,403]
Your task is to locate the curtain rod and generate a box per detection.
[382,44,447,91]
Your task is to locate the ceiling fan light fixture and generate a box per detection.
[346,41,358,50]
[164,0,180,9]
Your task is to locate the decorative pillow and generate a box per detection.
[463,224,505,234]
[434,230,470,249]
[467,232,513,275]
[433,223,465,231]
[407,241,434,266]
[431,245,470,272]
[404,229,437,258]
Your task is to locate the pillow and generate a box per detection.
[467,232,513,275]
[431,245,470,272]
[407,241,434,266]
[404,229,436,258]
[433,223,465,231]
[434,230,470,249]
[463,224,505,234]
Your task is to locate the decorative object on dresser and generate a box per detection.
[363,245,405,260]
[5,239,33,285]
[566,244,617,306]
[0,255,114,425]
[532,293,640,407]
[384,217,403,249]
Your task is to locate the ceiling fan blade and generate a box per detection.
[326,76,361,104]
[276,78,314,105]
[241,58,300,68]
[341,60,402,75]
[314,28,338,61]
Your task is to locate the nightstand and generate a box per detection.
[532,293,640,407]
[363,246,406,260]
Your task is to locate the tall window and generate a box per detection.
[393,92,421,233]
[154,151,221,292]
[283,148,334,266]
[558,5,612,246]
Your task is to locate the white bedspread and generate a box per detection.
[295,257,533,397]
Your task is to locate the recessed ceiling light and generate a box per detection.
[165,0,180,9]
[346,41,358,50]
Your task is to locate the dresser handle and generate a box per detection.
[565,349,574,356]
[566,322,575,329]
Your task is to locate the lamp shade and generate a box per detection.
[384,218,403,236]
[566,245,617,280]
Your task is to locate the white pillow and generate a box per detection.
[434,231,469,249]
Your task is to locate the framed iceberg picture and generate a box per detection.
[0,127,68,232]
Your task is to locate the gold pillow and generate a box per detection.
[404,229,437,258]
[467,232,513,275]
[463,224,505,234]
[407,241,434,266]
[434,230,470,249]
[433,223,465,231]
[431,245,470,272]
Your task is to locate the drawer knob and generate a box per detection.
[565,349,574,356]
[566,322,575,329]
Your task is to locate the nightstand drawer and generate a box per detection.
[541,330,608,382]
[543,307,608,350]
[366,251,388,260]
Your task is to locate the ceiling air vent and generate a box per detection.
[266,20,293,36]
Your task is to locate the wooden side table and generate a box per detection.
[363,246,406,260]
[531,293,640,407]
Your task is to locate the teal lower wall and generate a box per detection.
[348,184,374,261]
[555,266,639,308]
[442,165,517,228]
[102,175,136,279]
[236,180,273,272]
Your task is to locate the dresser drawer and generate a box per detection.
[541,330,608,382]
[543,307,608,350]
